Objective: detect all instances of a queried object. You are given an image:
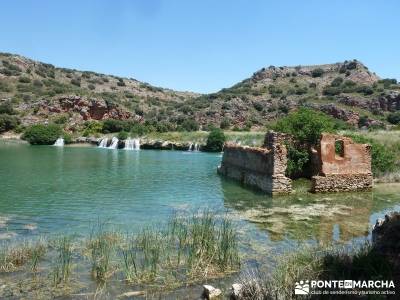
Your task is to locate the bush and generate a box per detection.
[180,119,199,132]
[0,114,19,133]
[205,128,225,152]
[0,102,15,114]
[273,108,336,145]
[102,119,133,133]
[22,124,63,145]
[331,77,344,87]
[345,134,395,175]
[220,117,231,129]
[387,112,400,125]
[311,68,324,78]
[82,121,103,136]
[117,131,128,140]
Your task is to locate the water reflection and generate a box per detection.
[222,178,398,246]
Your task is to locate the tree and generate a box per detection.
[273,108,336,145]
[205,128,226,152]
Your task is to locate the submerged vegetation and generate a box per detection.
[0,211,240,298]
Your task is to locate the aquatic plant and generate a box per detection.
[52,237,73,285]
[0,239,46,272]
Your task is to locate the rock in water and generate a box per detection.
[202,285,222,299]
[231,283,243,299]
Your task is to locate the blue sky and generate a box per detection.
[0,0,399,93]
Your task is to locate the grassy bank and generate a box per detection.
[238,242,394,299]
[0,211,240,298]
[144,130,265,146]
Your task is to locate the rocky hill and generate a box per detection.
[0,52,399,133]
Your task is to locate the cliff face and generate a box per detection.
[0,52,399,131]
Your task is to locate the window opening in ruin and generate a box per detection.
[335,140,344,157]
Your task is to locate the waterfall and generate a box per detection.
[194,143,199,151]
[188,143,193,151]
[108,137,119,149]
[98,138,108,148]
[124,138,140,150]
[53,138,64,147]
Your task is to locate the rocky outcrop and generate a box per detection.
[311,134,373,192]
[217,131,292,195]
[39,96,137,121]
[317,104,360,126]
[372,212,400,268]
[340,92,400,113]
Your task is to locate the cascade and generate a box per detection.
[108,137,119,149]
[53,138,64,147]
[98,138,108,148]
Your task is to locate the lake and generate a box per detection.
[1,140,400,297]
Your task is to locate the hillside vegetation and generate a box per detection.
[0,52,399,135]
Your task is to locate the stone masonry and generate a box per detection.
[217,131,291,195]
[218,131,372,195]
[311,134,372,192]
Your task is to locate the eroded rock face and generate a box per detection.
[318,104,360,126]
[35,95,137,122]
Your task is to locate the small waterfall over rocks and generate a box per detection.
[188,142,200,151]
[108,137,119,149]
[98,138,108,148]
[124,138,140,150]
[53,138,64,147]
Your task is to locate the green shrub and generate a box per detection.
[18,76,31,83]
[220,117,231,129]
[102,119,133,133]
[0,102,15,114]
[273,108,336,145]
[387,112,400,125]
[311,68,324,77]
[82,121,103,136]
[286,145,309,178]
[0,114,19,133]
[205,128,225,152]
[331,77,344,87]
[180,119,199,132]
[345,134,395,175]
[70,78,81,87]
[88,84,95,90]
[22,124,63,145]
[117,131,128,140]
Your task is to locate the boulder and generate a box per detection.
[230,283,243,299]
[202,285,222,299]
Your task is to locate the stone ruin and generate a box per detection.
[218,131,372,195]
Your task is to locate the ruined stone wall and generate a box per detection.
[217,132,291,194]
[311,134,372,192]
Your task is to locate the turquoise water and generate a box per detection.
[1,140,400,254]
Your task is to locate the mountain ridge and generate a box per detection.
[1,52,399,133]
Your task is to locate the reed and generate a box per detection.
[52,236,73,285]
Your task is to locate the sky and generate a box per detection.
[0,0,399,93]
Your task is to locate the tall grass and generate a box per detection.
[0,238,46,272]
[87,222,120,283]
[119,211,240,285]
[52,237,73,285]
